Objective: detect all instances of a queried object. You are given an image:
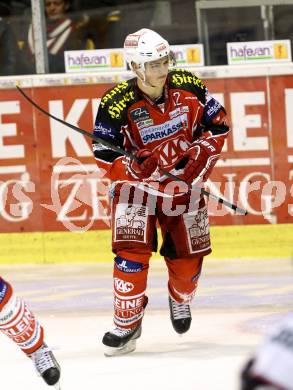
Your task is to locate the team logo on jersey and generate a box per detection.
[100,81,129,109]
[204,96,222,122]
[169,106,190,119]
[169,108,181,119]
[130,106,150,122]
[171,72,205,90]
[114,278,134,293]
[94,123,116,139]
[136,119,154,129]
[155,135,189,167]
[108,91,136,119]
[115,204,148,243]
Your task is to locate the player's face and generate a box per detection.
[144,56,169,87]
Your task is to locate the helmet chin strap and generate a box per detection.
[141,78,157,88]
[134,67,156,88]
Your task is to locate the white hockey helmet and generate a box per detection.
[124,28,173,75]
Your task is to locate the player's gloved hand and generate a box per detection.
[128,149,159,179]
[174,137,221,185]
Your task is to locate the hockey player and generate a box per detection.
[241,314,293,390]
[0,277,61,388]
[92,28,230,356]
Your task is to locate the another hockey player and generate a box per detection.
[241,314,293,390]
[0,277,61,388]
[92,28,230,356]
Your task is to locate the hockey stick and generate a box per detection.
[16,86,247,215]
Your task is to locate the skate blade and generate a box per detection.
[104,340,137,357]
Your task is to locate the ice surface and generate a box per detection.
[1,258,292,390]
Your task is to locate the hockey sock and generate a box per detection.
[113,256,148,329]
[0,278,44,354]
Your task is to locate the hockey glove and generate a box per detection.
[174,137,221,185]
[128,149,159,179]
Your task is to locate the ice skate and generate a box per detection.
[29,343,61,388]
[102,325,142,357]
[169,296,192,334]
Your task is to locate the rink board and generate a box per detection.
[0,64,292,264]
[0,63,292,235]
[0,224,291,264]
[2,258,293,390]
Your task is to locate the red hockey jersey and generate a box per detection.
[92,68,229,184]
